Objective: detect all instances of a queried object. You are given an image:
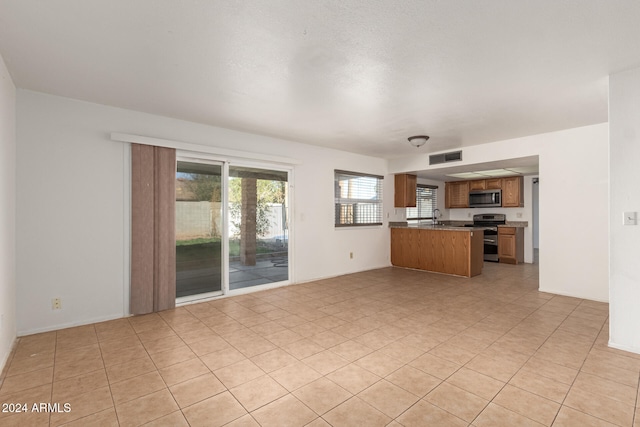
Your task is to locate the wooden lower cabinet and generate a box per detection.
[390,228,419,269]
[391,228,483,277]
[498,227,524,264]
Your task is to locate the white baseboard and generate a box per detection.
[538,286,609,303]
[608,340,640,355]
[17,313,126,337]
[0,336,17,378]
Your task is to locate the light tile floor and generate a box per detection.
[1,262,639,426]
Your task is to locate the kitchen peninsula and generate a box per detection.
[390,224,484,277]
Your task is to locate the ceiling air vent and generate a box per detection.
[429,150,462,165]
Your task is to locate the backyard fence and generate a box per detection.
[176,201,287,242]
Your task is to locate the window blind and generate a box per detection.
[406,184,438,220]
[334,170,384,226]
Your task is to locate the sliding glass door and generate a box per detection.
[228,166,289,290]
[176,157,290,301]
[175,160,223,299]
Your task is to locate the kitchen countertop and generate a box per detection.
[389,221,528,229]
[500,222,528,227]
[389,223,486,231]
[442,220,528,227]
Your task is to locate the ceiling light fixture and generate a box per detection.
[408,135,430,148]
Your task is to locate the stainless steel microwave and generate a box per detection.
[469,189,502,208]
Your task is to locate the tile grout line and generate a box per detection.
[4,266,635,427]
[48,332,56,427]
[548,302,612,427]
[461,289,591,426]
[449,280,572,425]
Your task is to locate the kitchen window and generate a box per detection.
[334,170,383,227]
[407,184,438,221]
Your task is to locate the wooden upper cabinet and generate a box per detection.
[501,176,524,207]
[445,175,523,208]
[469,180,486,191]
[486,178,502,189]
[394,174,417,207]
[445,181,469,208]
[469,178,502,191]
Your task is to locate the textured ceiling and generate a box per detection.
[1,1,638,158]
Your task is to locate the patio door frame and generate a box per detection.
[175,153,229,305]
[226,159,293,296]
[175,151,294,305]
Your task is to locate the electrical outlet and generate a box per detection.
[516,212,523,218]
[350,252,354,259]
[624,212,638,225]
[52,298,62,310]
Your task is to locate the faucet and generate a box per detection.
[433,208,441,225]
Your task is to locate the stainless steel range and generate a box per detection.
[471,213,506,262]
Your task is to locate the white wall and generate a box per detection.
[390,123,609,302]
[609,67,640,354]
[0,53,17,371]
[16,90,391,335]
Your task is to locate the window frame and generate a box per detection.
[406,184,438,221]
[334,169,384,227]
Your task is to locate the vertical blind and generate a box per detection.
[334,170,384,226]
[130,144,177,315]
[406,184,438,220]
